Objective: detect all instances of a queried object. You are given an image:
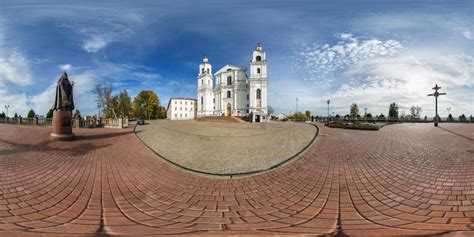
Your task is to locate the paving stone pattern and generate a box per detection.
[135,120,317,174]
[0,123,473,236]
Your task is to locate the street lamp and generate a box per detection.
[4,105,10,118]
[97,102,102,118]
[327,99,330,121]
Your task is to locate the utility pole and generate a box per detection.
[427,84,446,127]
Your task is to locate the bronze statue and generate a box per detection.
[53,72,75,111]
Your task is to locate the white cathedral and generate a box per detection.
[197,43,269,122]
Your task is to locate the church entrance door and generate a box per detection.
[226,104,231,116]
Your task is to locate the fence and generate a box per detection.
[0,116,129,129]
[314,116,473,123]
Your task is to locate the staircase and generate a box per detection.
[196,116,248,123]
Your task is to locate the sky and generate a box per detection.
[0,0,472,117]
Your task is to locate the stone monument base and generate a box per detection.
[51,110,75,141]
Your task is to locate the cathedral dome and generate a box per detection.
[203,56,208,63]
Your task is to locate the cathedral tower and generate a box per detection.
[197,56,214,117]
[248,43,269,122]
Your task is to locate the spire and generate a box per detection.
[203,55,209,63]
[256,42,262,51]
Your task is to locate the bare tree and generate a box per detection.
[93,83,114,118]
[409,105,422,119]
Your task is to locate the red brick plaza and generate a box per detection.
[0,123,473,236]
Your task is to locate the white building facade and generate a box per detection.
[197,43,269,122]
[166,98,197,120]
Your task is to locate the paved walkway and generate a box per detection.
[135,120,317,174]
[0,123,473,236]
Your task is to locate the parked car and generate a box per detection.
[137,117,145,125]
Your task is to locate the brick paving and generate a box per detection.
[0,123,473,236]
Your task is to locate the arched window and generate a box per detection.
[201,68,204,74]
[201,97,203,105]
[227,76,232,85]
[256,89,261,99]
[256,56,262,61]
[207,68,210,74]
[257,68,261,74]
[227,91,231,98]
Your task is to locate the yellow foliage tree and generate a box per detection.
[133,90,160,119]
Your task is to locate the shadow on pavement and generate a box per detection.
[438,126,473,141]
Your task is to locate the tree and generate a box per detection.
[459,114,467,122]
[46,109,53,119]
[14,112,18,118]
[388,102,399,120]
[116,90,132,117]
[409,105,422,119]
[27,109,36,118]
[73,109,81,118]
[288,112,306,120]
[157,106,167,119]
[133,90,160,119]
[350,103,359,119]
[267,105,274,115]
[366,113,373,118]
[0,112,5,118]
[93,83,114,118]
[447,113,454,122]
[305,110,311,120]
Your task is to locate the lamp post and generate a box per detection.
[97,102,102,118]
[296,97,298,115]
[4,105,9,118]
[327,99,330,121]
[427,84,446,127]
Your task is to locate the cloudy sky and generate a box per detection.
[0,0,472,117]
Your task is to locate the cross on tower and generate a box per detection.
[427,84,446,127]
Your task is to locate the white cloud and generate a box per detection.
[296,33,404,84]
[82,35,108,53]
[58,64,72,71]
[0,52,32,86]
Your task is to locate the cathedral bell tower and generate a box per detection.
[197,56,214,117]
[249,43,269,122]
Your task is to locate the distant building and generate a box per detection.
[196,43,269,122]
[166,98,197,120]
[274,113,287,121]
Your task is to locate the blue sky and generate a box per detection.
[0,0,472,117]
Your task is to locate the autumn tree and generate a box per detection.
[157,106,167,119]
[350,103,359,119]
[133,90,160,119]
[115,90,132,117]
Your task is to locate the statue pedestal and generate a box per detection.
[51,110,75,141]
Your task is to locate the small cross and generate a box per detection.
[427,84,446,127]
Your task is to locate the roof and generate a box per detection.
[214,64,246,75]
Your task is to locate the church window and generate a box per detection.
[257,89,261,99]
[257,68,261,74]
[247,104,249,107]
[201,97,203,105]
[256,56,262,61]
[207,68,210,74]
[247,94,249,100]
[227,76,232,85]
[227,91,231,98]
[201,79,203,85]
[201,68,204,74]
[213,98,215,103]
